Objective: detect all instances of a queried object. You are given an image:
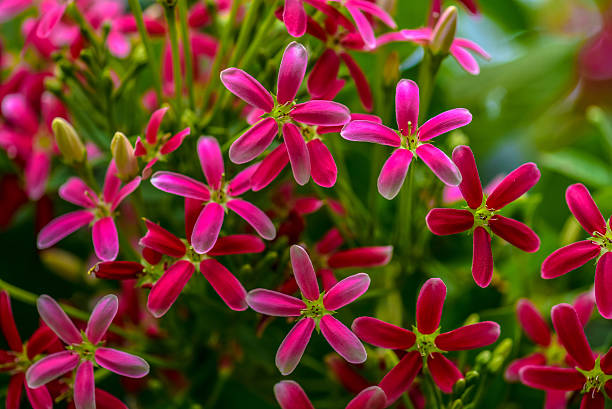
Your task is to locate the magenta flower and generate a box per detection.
[519,303,612,409]
[274,380,386,409]
[0,291,59,409]
[151,136,276,253]
[247,244,369,375]
[138,218,264,317]
[341,79,470,198]
[25,295,149,409]
[426,145,540,287]
[541,183,612,319]
[327,0,396,50]
[134,106,191,179]
[220,42,351,180]
[352,278,500,404]
[37,161,141,261]
[443,173,504,205]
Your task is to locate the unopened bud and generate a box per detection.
[40,249,83,280]
[465,370,479,384]
[463,313,479,326]
[450,399,463,409]
[91,261,144,280]
[487,355,505,373]
[452,378,466,395]
[383,51,400,86]
[475,350,491,366]
[493,338,513,359]
[430,6,457,55]
[111,132,139,180]
[52,118,86,164]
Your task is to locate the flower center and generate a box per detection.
[470,196,497,231]
[576,357,612,395]
[93,200,113,219]
[542,336,566,366]
[66,332,99,362]
[300,293,334,327]
[412,327,444,357]
[590,228,612,253]
[269,99,295,124]
[399,124,420,151]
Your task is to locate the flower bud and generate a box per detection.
[52,117,86,164]
[487,355,505,373]
[452,378,466,395]
[475,350,491,366]
[465,370,480,384]
[493,338,513,359]
[92,261,144,280]
[111,132,139,180]
[383,51,400,86]
[430,6,457,55]
[449,399,463,409]
[463,313,479,326]
[40,249,83,281]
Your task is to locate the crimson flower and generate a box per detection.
[519,303,612,409]
[247,245,369,375]
[274,380,386,409]
[541,183,612,319]
[151,136,276,254]
[37,161,141,261]
[341,79,471,198]
[426,145,540,287]
[352,278,500,404]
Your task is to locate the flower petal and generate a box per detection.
[486,163,540,210]
[228,162,260,196]
[37,295,82,344]
[147,260,195,318]
[289,244,319,300]
[395,79,419,135]
[86,294,118,345]
[416,278,446,334]
[328,246,393,269]
[220,68,274,112]
[227,199,276,240]
[566,183,606,235]
[595,252,612,319]
[273,380,314,409]
[378,351,422,405]
[283,123,310,185]
[276,318,315,375]
[452,145,483,209]
[197,137,224,191]
[94,389,128,409]
[145,107,168,144]
[0,291,22,352]
[551,303,595,371]
[580,393,605,409]
[307,139,337,187]
[541,240,600,279]
[415,143,462,186]
[283,0,307,37]
[323,273,370,311]
[425,208,473,235]
[450,45,480,75]
[251,143,290,191]
[191,202,224,254]
[377,149,412,200]
[516,299,551,347]
[419,108,472,142]
[140,219,186,258]
[489,216,540,253]
[25,351,79,388]
[504,353,546,382]
[160,127,190,155]
[207,235,265,256]
[519,366,585,391]
[472,226,493,288]
[320,315,366,364]
[290,100,350,126]
[110,176,141,211]
[345,386,387,409]
[94,347,149,378]
[26,326,58,359]
[150,171,211,201]
[229,118,279,164]
[340,52,373,111]
[74,361,95,409]
[573,290,596,327]
[428,353,463,394]
[341,120,401,147]
[278,42,308,103]
[351,316,415,349]
[6,374,22,409]
[37,210,95,249]
[247,289,306,316]
[307,49,340,98]
[59,178,97,208]
[346,5,375,49]
[92,217,119,261]
[36,3,66,38]
[24,382,53,409]
[435,321,500,351]
[200,259,247,311]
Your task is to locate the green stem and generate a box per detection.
[417,50,443,121]
[79,161,101,194]
[424,366,444,409]
[396,164,414,268]
[66,3,99,52]
[164,4,183,117]
[203,371,231,409]
[127,0,162,102]
[469,372,489,409]
[238,0,279,69]
[177,0,195,110]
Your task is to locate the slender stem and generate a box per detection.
[423,366,444,409]
[79,161,101,193]
[177,0,195,109]
[470,372,489,409]
[203,371,231,409]
[127,0,162,102]
[66,3,99,51]
[237,0,279,69]
[164,4,183,117]
[417,50,443,121]
[396,164,414,268]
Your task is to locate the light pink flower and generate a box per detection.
[342,79,470,198]
[247,245,369,375]
[274,380,386,409]
[37,161,141,261]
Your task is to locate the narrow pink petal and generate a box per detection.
[36,4,66,38]
[26,327,59,359]
[450,45,480,75]
[283,0,307,37]
[295,197,324,215]
[25,351,79,388]
[519,366,585,391]
[140,219,186,258]
[428,353,463,393]
[251,143,289,191]
[246,289,306,316]
[551,303,595,371]
[425,208,473,235]
[86,295,118,345]
[147,260,194,318]
[24,382,53,409]
[416,278,446,334]
[207,235,265,256]
[415,143,462,186]
[517,299,551,347]
[580,393,604,409]
[419,109,472,142]
[349,0,396,28]
[489,216,540,253]
[107,31,130,58]
[191,202,224,254]
[102,161,121,204]
[25,152,49,200]
[145,107,168,144]
[273,380,314,409]
[278,41,308,103]
[6,374,22,409]
[486,163,540,210]
[504,353,546,382]
[378,351,422,404]
[0,291,22,352]
[565,184,606,235]
[345,386,387,409]
[227,199,276,240]
[276,318,315,375]
[452,145,483,209]
[220,68,274,112]
[228,162,259,196]
[346,5,375,49]
[351,316,415,349]
[337,53,372,111]
[59,178,97,208]
[94,388,128,409]
[150,171,211,201]
[453,38,490,59]
[197,137,224,190]
[307,139,337,187]
[394,80,420,137]
[320,315,366,364]
[283,123,310,185]
[290,244,319,300]
[601,347,612,373]
[377,148,412,199]
[323,273,370,311]
[595,252,612,319]
[94,347,149,378]
[541,241,600,279]
[37,210,95,249]
[229,117,279,164]
[160,127,190,155]
[573,290,596,327]
[92,217,119,261]
[74,361,95,409]
[307,49,340,98]
[435,322,500,351]
[341,120,401,147]
[37,295,82,344]
[200,259,247,311]
[472,226,493,288]
[110,176,141,211]
[290,101,350,126]
[328,246,393,268]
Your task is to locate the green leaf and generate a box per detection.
[540,149,612,187]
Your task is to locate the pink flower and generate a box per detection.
[37,161,141,261]
[541,183,612,319]
[138,218,265,317]
[247,244,369,375]
[134,106,191,179]
[151,136,275,253]
[341,79,471,198]
[352,278,500,404]
[519,303,612,409]
[443,173,503,205]
[25,294,149,409]
[425,145,540,287]
[0,291,59,409]
[274,380,386,409]
[220,42,351,179]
